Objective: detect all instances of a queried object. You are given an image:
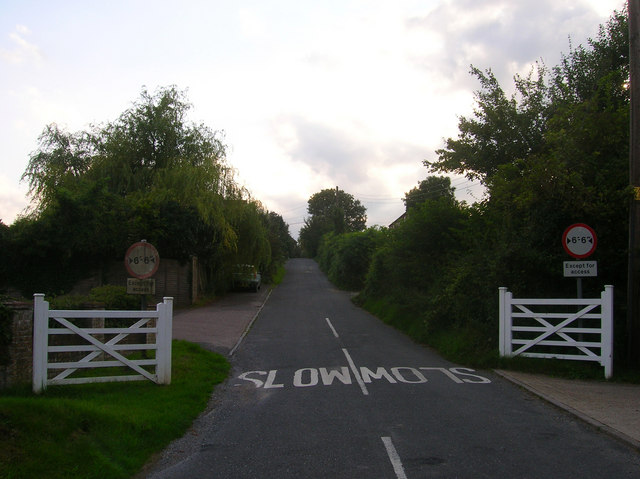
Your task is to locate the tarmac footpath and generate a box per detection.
[170,286,640,453]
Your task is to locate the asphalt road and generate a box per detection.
[148,258,640,478]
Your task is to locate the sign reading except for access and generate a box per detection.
[125,241,160,279]
[127,278,156,295]
[562,223,597,259]
[563,261,597,277]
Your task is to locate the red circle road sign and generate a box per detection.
[562,223,597,259]
[125,241,160,279]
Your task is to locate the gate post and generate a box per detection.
[499,288,512,357]
[32,294,49,393]
[602,285,614,379]
[156,297,173,385]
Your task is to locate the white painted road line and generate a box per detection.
[382,436,408,479]
[328,318,368,395]
[341,348,369,396]
[325,317,339,338]
[229,288,273,356]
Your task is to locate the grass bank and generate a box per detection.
[270,264,287,286]
[0,340,230,479]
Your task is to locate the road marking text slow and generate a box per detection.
[236,367,490,388]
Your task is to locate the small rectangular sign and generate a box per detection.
[563,261,597,277]
[127,278,156,295]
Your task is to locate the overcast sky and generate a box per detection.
[0,0,624,238]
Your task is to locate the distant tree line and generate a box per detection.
[314,9,632,367]
[0,86,296,297]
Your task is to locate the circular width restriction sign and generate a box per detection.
[562,223,597,259]
[125,241,160,279]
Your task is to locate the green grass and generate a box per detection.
[0,340,230,479]
[270,264,286,285]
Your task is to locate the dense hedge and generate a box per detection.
[316,228,386,291]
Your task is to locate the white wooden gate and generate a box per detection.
[33,294,173,393]
[498,286,613,378]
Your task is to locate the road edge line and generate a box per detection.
[229,287,273,357]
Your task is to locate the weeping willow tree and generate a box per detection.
[14,86,281,295]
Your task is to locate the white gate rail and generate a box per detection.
[33,294,173,393]
[498,286,613,378]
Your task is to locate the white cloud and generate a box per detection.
[238,7,267,39]
[0,24,43,65]
[404,0,614,89]
[0,176,29,224]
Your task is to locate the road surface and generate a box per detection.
[148,258,640,478]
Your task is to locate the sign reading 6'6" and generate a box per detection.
[125,241,160,279]
[562,223,597,259]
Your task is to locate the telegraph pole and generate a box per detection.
[628,0,640,367]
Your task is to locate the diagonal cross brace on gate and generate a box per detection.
[510,303,600,357]
[49,317,154,382]
[33,294,173,393]
[498,286,613,378]
[50,316,157,382]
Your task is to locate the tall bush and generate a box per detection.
[317,228,385,291]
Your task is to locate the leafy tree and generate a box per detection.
[550,10,629,106]
[403,176,456,211]
[299,187,366,257]
[225,199,271,271]
[89,86,227,196]
[428,64,550,182]
[427,8,630,298]
[262,211,297,272]
[10,86,292,297]
[21,124,94,213]
[299,214,331,259]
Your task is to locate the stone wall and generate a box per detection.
[0,301,33,389]
[0,257,195,390]
[0,302,141,391]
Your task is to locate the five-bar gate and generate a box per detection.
[33,294,173,393]
[499,286,613,378]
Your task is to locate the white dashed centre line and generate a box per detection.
[382,436,408,479]
[342,348,369,396]
[325,317,339,338]
[326,317,369,396]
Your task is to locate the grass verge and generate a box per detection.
[270,264,286,286]
[0,340,230,479]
